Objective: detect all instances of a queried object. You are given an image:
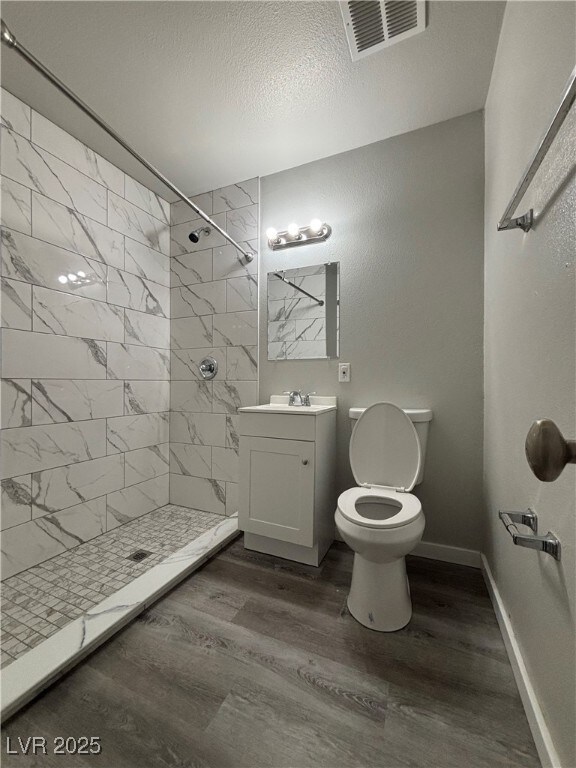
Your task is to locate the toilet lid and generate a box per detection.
[350,402,421,492]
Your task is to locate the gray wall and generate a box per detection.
[483,3,575,766]
[1,89,171,578]
[259,112,485,551]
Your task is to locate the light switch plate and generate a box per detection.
[338,362,351,383]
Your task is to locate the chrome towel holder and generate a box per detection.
[499,509,561,560]
[497,66,576,232]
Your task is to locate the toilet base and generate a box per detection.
[347,554,412,631]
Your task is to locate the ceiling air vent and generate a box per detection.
[341,1,426,61]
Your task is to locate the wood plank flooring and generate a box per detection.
[1,538,540,768]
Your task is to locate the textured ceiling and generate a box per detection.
[1,1,504,199]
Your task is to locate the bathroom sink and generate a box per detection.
[239,395,337,415]
[239,403,336,415]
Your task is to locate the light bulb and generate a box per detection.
[77,270,86,278]
[309,218,323,234]
[266,227,278,241]
[67,273,77,282]
[58,275,68,284]
[287,222,300,238]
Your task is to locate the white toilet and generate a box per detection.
[335,402,433,632]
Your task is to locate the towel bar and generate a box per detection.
[497,66,576,233]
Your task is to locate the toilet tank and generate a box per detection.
[348,406,433,485]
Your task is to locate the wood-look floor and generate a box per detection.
[2,538,540,768]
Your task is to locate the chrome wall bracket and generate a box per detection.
[499,509,561,560]
[497,209,534,233]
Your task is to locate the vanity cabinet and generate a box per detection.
[238,399,337,565]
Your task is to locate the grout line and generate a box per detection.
[2,327,170,354]
[22,107,124,198]
[1,427,169,480]
[5,209,123,270]
[3,126,169,228]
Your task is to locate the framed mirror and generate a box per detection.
[267,262,339,360]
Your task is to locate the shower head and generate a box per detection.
[189,226,211,244]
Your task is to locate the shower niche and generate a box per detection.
[267,262,340,360]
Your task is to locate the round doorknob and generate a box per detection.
[525,419,576,482]
[302,459,309,466]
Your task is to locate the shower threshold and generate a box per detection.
[0,505,239,722]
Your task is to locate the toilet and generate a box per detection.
[335,402,433,632]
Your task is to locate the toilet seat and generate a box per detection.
[338,402,423,530]
[349,402,421,492]
[337,487,422,529]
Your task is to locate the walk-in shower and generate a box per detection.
[0,19,248,718]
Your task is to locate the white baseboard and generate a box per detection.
[413,540,482,568]
[481,554,561,768]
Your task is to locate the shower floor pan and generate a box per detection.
[1,504,238,721]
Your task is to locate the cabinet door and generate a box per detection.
[239,437,315,546]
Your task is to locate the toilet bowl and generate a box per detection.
[335,402,432,632]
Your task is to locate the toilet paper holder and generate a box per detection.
[499,509,561,561]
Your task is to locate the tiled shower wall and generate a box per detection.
[169,180,258,515]
[0,89,171,579]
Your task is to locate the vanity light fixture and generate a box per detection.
[266,219,332,250]
[265,227,279,244]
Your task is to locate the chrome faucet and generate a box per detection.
[284,390,304,406]
[284,391,317,406]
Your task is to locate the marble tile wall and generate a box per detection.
[1,89,171,578]
[169,179,258,516]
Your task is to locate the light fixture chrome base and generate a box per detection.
[497,209,533,233]
[269,224,332,251]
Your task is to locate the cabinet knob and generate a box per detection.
[302,459,309,466]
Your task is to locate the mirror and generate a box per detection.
[267,262,339,360]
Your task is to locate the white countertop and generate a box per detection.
[239,395,337,415]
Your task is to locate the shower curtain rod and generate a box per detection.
[0,20,253,263]
[273,272,324,306]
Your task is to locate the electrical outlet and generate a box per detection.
[338,362,351,383]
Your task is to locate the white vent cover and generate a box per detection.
[340,1,426,61]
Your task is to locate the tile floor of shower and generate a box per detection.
[0,505,224,669]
